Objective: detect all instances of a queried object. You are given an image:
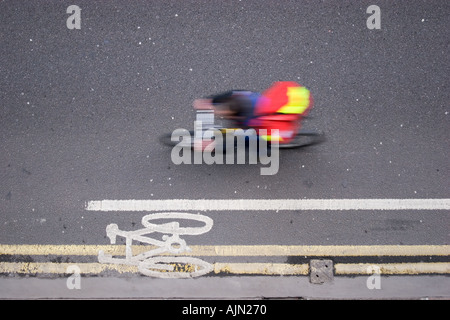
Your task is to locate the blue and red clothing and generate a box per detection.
[209,82,313,144]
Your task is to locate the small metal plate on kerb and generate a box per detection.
[310,259,334,284]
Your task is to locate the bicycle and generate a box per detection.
[159,108,325,150]
[98,212,214,278]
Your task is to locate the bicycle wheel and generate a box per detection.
[141,212,213,236]
[278,129,325,149]
[139,256,214,278]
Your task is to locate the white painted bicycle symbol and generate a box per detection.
[98,212,213,278]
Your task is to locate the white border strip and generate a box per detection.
[86,199,450,211]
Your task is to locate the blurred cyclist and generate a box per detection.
[193,81,313,146]
[193,90,259,128]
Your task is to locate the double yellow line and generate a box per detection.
[2,244,449,256]
[1,244,449,276]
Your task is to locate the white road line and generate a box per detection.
[85,199,450,211]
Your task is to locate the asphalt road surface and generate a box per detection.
[0,0,449,300]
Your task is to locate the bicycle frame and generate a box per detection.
[194,109,305,144]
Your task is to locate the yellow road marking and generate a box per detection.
[214,263,309,275]
[1,245,448,276]
[335,262,450,275]
[0,262,309,276]
[0,262,138,274]
[1,244,450,256]
[1,262,449,275]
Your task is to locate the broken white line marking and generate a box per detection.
[85,199,450,211]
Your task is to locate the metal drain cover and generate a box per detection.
[310,259,334,284]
